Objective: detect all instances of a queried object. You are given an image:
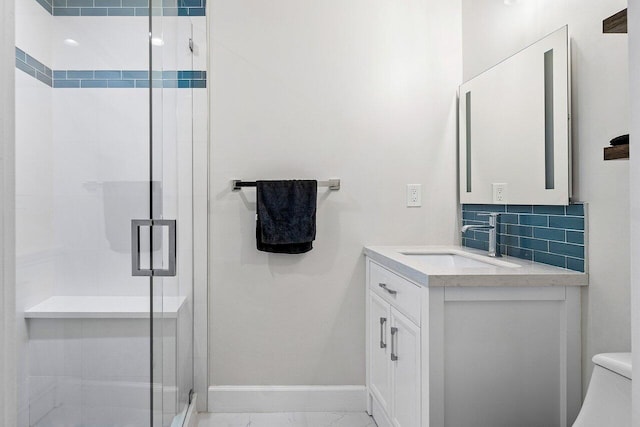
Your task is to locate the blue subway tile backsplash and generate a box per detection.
[549,215,584,231]
[461,203,587,272]
[566,231,584,245]
[533,227,565,242]
[520,237,548,252]
[519,214,548,227]
[506,205,533,214]
[16,48,207,89]
[534,251,567,269]
[567,258,585,272]
[565,204,585,216]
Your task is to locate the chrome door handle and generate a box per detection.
[379,317,387,349]
[390,327,398,361]
[131,219,177,277]
[378,283,397,295]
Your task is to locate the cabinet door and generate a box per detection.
[369,291,392,414]
[390,308,421,427]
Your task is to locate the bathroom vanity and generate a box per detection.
[364,246,588,427]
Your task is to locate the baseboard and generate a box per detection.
[208,385,367,413]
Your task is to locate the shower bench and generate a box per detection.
[23,295,188,426]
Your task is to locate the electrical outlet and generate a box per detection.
[407,184,422,207]
[492,183,507,204]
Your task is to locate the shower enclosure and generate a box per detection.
[14,0,205,424]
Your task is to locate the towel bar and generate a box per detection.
[232,179,340,191]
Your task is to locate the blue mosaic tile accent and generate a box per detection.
[35,0,205,16]
[15,48,53,87]
[461,203,587,272]
[53,69,207,88]
[16,48,206,89]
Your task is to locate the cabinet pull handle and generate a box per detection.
[390,327,398,361]
[379,283,397,295]
[379,317,387,348]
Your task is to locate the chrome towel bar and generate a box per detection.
[232,179,340,191]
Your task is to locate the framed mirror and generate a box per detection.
[459,26,571,205]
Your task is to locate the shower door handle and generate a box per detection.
[131,219,177,277]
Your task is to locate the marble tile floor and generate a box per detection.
[197,412,377,427]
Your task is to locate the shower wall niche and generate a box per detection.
[14,0,207,425]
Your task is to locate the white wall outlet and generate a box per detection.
[407,184,422,207]
[492,183,508,204]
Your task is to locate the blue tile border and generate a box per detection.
[36,0,54,14]
[35,0,206,16]
[461,203,587,272]
[54,69,207,88]
[15,48,53,87]
[15,49,206,89]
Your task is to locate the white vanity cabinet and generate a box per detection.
[368,292,392,415]
[368,262,421,427]
[369,295,421,427]
[365,248,587,427]
[388,308,421,427]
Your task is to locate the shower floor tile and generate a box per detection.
[197,412,376,427]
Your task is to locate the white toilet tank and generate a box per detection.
[572,353,631,427]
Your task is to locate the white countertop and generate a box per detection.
[24,296,187,319]
[364,245,588,287]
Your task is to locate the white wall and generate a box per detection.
[209,0,461,387]
[0,0,16,423]
[628,2,640,425]
[461,0,630,393]
[50,17,150,298]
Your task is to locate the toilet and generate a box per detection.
[572,353,632,427]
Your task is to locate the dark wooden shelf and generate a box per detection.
[604,144,629,160]
[603,9,627,33]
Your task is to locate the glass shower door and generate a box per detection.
[132,19,195,426]
[148,4,195,426]
[16,0,193,423]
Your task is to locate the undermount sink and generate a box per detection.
[400,252,520,269]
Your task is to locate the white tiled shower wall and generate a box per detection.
[15,1,55,423]
[15,0,207,424]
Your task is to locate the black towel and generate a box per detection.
[256,180,317,254]
[610,134,629,146]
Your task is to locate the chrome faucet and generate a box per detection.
[461,212,501,257]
